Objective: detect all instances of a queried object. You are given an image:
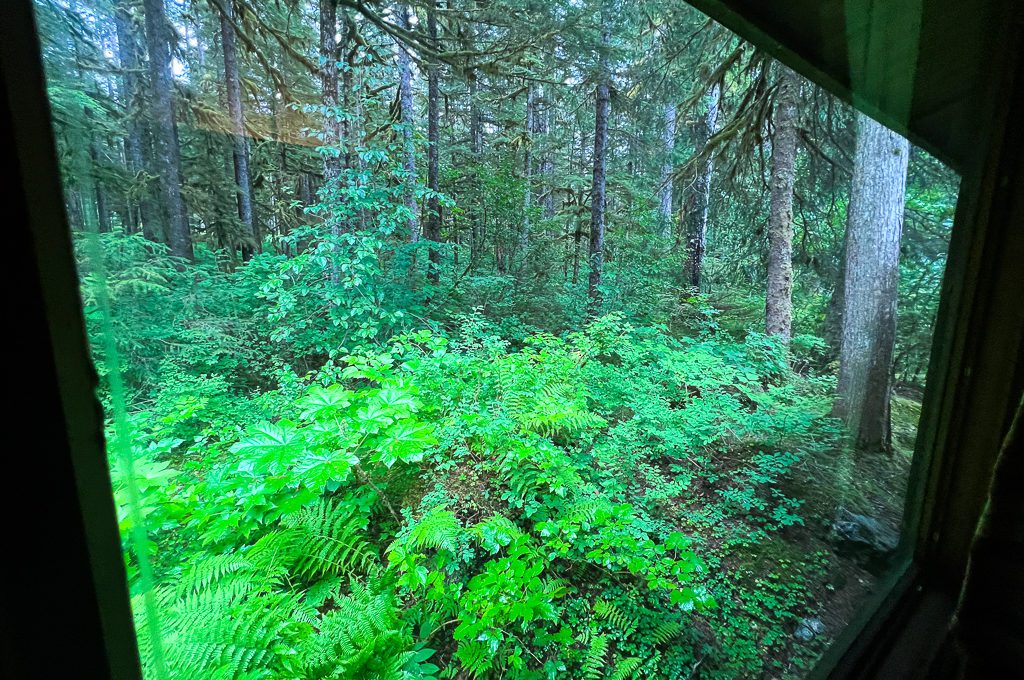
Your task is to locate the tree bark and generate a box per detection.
[142,0,192,259]
[539,88,555,220]
[658,103,676,237]
[833,113,909,452]
[765,66,799,342]
[587,3,611,316]
[319,0,341,186]
[114,3,164,243]
[425,1,442,283]
[396,6,419,244]
[219,0,257,259]
[683,82,721,287]
[469,71,482,156]
[83,104,111,233]
[319,0,344,283]
[519,81,534,258]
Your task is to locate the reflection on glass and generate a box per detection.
[34,0,958,677]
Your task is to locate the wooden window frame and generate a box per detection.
[1,0,1021,677]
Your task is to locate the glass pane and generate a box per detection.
[33,0,958,677]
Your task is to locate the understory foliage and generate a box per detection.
[85,228,866,678]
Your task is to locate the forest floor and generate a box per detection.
[765,395,920,677]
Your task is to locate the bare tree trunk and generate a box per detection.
[540,88,555,220]
[825,212,852,356]
[396,6,419,244]
[833,113,909,452]
[319,0,342,282]
[218,0,256,259]
[683,82,720,288]
[573,219,582,285]
[425,1,441,283]
[587,3,611,316]
[83,104,111,233]
[114,3,164,243]
[765,66,799,342]
[658,103,676,237]
[319,0,341,185]
[142,0,192,260]
[519,81,534,259]
[469,72,482,156]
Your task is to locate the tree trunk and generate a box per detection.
[114,3,164,243]
[519,81,534,259]
[825,212,852,356]
[587,4,611,316]
[683,82,720,288]
[425,1,442,283]
[319,0,343,283]
[469,72,482,156]
[540,89,555,220]
[319,0,341,186]
[765,66,799,342]
[142,0,192,260]
[833,113,909,452]
[218,0,256,259]
[657,102,676,237]
[396,6,419,244]
[83,104,111,233]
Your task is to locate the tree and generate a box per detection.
[216,0,257,259]
[424,1,442,283]
[114,1,164,243]
[396,5,420,244]
[683,82,720,288]
[519,81,535,258]
[833,112,910,452]
[538,86,556,221]
[764,65,799,342]
[657,102,676,237]
[319,0,341,186]
[587,1,611,316]
[142,0,193,259]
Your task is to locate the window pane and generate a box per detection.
[34,0,958,677]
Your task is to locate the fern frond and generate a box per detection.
[582,635,609,680]
[472,512,524,550]
[455,640,492,679]
[407,509,463,554]
[281,498,375,578]
[178,553,253,596]
[594,599,638,638]
[610,656,643,680]
[648,621,683,646]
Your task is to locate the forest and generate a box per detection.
[35,0,958,677]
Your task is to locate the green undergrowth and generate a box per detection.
[106,307,902,679]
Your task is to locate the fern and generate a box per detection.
[564,500,605,526]
[455,640,492,679]
[157,586,300,679]
[506,379,605,438]
[300,577,435,680]
[594,599,638,638]
[582,635,610,680]
[648,621,684,646]
[472,512,524,551]
[177,553,255,596]
[406,509,463,554]
[610,656,643,680]
[279,498,375,578]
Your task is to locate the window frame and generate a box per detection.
[2,0,1021,677]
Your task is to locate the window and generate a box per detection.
[21,0,1007,678]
